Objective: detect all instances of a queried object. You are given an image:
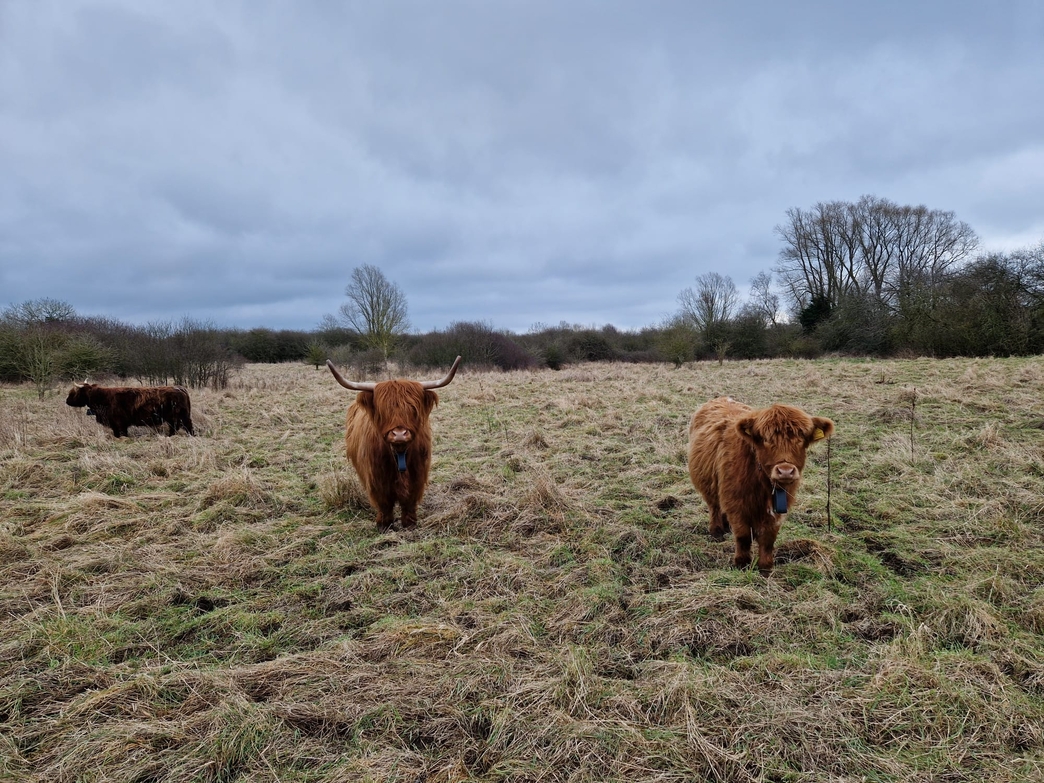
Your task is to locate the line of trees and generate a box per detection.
[3,196,1042,394]
[0,303,245,398]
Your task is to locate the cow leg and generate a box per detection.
[375,506,395,533]
[732,521,753,570]
[400,501,418,530]
[755,519,780,576]
[708,504,727,540]
[374,487,398,532]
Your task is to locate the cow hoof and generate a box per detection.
[710,530,726,542]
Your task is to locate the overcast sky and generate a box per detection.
[2,1,1042,334]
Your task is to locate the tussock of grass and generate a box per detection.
[3,358,1044,781]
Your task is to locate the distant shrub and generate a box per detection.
[57,333,114,380]
[656,317,698,367]
[410,321,535,371]
[230,328,311,363]
[542,341,565,370]
[352,349,387,378]
[304,341,327,369]
[563,330,618,363]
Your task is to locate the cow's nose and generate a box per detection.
[774,464,798,481]
[389,427,412,444]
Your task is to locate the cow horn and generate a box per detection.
[326,360,377,392]
[419,355,462,390]
[326,355,462,392]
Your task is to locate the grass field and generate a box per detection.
[3,357,1044,782]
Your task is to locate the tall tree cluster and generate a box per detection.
[774,195,979,336]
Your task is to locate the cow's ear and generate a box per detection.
[809,417,835,443]
[357,391,376,417]
[424,390,439,413]
[736,416,760,444]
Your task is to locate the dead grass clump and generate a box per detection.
[869,403,913,424]
[926,598,1010,650]
[444,474,484,493]
[317,469,370,511]
[1021,589,1044,635]
[523,429,549,449]
[198,468,277,512]
[368,620,463,658]
[0,533,32,565]
[49,492,142,537]
[774,538,834,568]
[428,489,519,540]
[860,649,1040,761]
[968,420,1007,450]
[0,457,52,493]
[0,396,32,448]
[637,586,776,661]
[521,473,575,528]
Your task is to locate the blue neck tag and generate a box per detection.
[772,487,788,514]
[396,451,408,472]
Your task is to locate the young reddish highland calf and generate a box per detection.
[688,396,834,574]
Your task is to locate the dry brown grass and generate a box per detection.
[3,357,1044,781]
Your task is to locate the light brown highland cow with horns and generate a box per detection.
[328,356,461,532]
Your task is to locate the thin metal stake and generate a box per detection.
[910,387,917,462]
[826,436,833,532]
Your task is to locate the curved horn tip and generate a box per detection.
[327,359,377,391]
[420,355,463,389]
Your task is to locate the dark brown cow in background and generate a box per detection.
[688,396,834,575]
[328,356,461,532]
[66,383,194,438]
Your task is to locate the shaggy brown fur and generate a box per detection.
[66,384,194,438]
[688,396,834,574]
[344,382,440,532]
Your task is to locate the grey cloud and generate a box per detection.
[2,0,1042,331]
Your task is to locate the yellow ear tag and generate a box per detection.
[812,428,826,441]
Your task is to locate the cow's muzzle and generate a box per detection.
[388,428,412,473]
[769,463,800,485]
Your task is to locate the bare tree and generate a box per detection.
[746,271,781,327]
[678,272,738,331]
[775,195,979,324]
[2,298,76,326]
[774,204,844,311]
[336,264,411,361]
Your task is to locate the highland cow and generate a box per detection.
[327,356,461,532]
[688,396,834,574]
[66,383,194,438]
